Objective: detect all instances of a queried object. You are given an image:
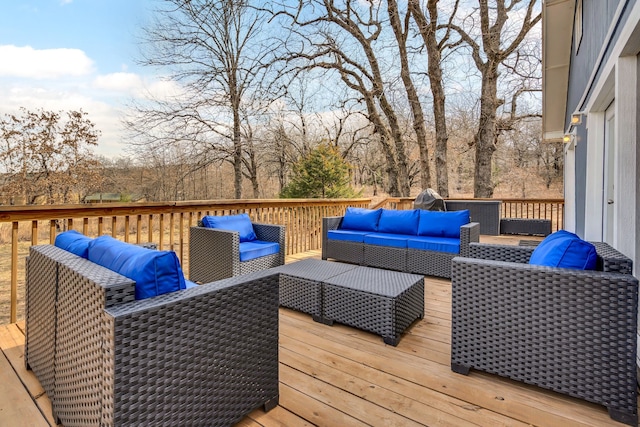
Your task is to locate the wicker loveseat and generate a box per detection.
[190,214,285,283]
[322,207,480,278]
[25,242,279,427]
[451,240,638,425]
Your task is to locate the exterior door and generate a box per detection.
[603,101,616,244]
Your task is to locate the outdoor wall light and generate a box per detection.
[563,133,574,144]
[571,112,583,125]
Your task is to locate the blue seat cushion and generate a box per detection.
[88,235,187,300]
[54,230,93,258]
[327,229,369,243]
[239,240,280,262]
[418,209,470,238]
[377,209,420,235]
[340,207,382,232]
[529,230,597,270]
[201,213,257,242]
[407,236,460,254]
[363,233,409,249]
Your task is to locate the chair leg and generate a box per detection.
[608,406,637,426]
[263,395,279,412]
[451,362,471,375]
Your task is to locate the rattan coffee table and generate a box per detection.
[273,259,358,322]
[276,260,424,346]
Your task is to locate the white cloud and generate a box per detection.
[93,72,143,94]
[0,45,94,79]
[0,85,125,157]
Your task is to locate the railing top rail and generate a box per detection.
[372,197,565,209]
[0,198,372,223]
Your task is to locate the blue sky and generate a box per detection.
[0,0,158,157]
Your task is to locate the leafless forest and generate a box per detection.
[1,1,560,206]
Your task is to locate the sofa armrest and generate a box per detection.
[459,222,480,257]
[322,216,344,260]
[189,226,240,283]
[67,271,278,425]
[451,255,639,420]
[469,242,535,263]
[253,222,286,265]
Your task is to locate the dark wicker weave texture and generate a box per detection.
[189,222,285,283]
[500,218,551,236]
[322,266,424,346]
[26,247,280,427]
[469,242,535,263]
[24,245,78,400]
[451,243,638,426]
[322,215,480,278]
[274,259,358,321]
[445,200,501,235]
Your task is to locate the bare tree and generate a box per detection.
[449,0,541,197]
[408,0,463,197]
[129,0,274,199]
[387,0,433,191]
[0,108,102,204]
[275,0,413,196]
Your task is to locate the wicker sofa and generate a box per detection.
[322,207,480,278]
[190,216,285,283]
[451,240,638,426]
[25,243,279,427]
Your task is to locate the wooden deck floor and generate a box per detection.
[1,236,635,426]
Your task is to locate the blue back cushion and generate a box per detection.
[201,213,257,242]
[54,230,93,258]
[88,235,187,300]
[377,209,420,235]
[418,210,470,238]
[529,230,597,270]
[341,207,382,232]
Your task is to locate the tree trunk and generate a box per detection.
[409,0,450,196]
[426,0,449,197]
[231,89,243,199]
[474,66,499,198]
[388,0,432,191]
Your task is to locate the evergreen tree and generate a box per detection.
[280,144,359,198]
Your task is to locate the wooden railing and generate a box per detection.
[500,198,564,232]
[0,198,371,324]
[374,197,565,232]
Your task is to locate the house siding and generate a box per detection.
[566,0,634,123]
[565,0,638,238]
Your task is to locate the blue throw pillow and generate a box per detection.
[88,235,187,300]
[529,230,597,270]
[54,230,93,258]
[341,207,382,232]
[201,213,257,242]
[377,209,420,235]
[417,210,470,238]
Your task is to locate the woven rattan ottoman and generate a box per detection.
[274,259,359,322]
[322,266,424,346]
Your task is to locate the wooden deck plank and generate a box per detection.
[280,328,524,427]
[278,309,623,427]
[246,405,313,427]
[0,332,49,427]
[1,245,634,427]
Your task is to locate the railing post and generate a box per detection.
[11,221,18,324]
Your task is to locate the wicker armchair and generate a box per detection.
[189,222,285,283]
[451,241,638,425]
[25,244,280,427]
